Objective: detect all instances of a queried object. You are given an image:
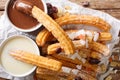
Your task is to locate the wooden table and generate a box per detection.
[0,0,120,20]
[0,0,120,80]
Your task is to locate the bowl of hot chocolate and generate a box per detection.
[5,0,47,32]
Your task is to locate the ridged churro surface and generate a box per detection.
[55,14,111,32]
[48,41,109,56]
[36,29,52,46]
[10,50,62,71]
[32,6,75,54]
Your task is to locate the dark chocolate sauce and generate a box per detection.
[8,0,44,29]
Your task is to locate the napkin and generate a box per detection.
[0,0,120,80]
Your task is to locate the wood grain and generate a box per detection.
[0,78,6,80]
[0,0,7,10]
[70,0,120,9]
[101,9,120,20]
[0,0,120,10]
[0,11,4,16]
[0,0,120,19]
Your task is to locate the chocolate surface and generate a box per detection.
[7,0,44,29]
[15,0,33,15]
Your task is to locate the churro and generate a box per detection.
[89,42,110,56]
[36,29,53,46]
[56,14,111,32]
[78,49,101,59]
[47,41,109,56]
[98,32,112,41]
[36,67,96,80]
[32,6,75,55]
[36,74,60,80]
[36,67,73,78]
[50,54,98,72]
[47,40,85,55]
[110,61,120,69]
[10,50,62,71]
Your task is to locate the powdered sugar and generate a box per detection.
[93,32,99,41]
[62,67,72,73]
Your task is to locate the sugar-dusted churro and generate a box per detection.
[47,40,84,55]
[36,67,73,78]
[36,67,96,80]
[36,68,74,80]
[50,54,98,72]
[78,49,101,59]
[48,55,78,69]
[10,50,62,71]
[77,70,97,80]
[36,67,73,80]
[47,41,109,56]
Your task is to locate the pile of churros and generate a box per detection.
[11,1,113,80]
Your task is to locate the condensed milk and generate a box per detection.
[0,36,39,77]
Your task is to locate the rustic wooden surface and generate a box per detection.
[0,0,120,80]
[0,0,120,19]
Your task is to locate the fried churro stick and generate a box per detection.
[33,7,75,54]
[32,6,75,55]
[15,1,75,55]
[36,69,75,80]
[98,32,112,41]
[48,56,77,69]
[47,41,109,56]
[36,67,96,80]
[56,14,111,32]
[10,50,62,71]
[89,42,109,56]
[36,67,74,78]
[77,70,97,80]
[90,51,101,59]
[50,54,98,72]
[47,40,85,55]
[78,49,101,59]
[36,74,60,80]
[36,29,53,46]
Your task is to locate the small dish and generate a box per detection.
[0,35,40,77]
[5,0,47,32]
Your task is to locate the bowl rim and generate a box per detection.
[5,0,48,32]
[0,35,40,77]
